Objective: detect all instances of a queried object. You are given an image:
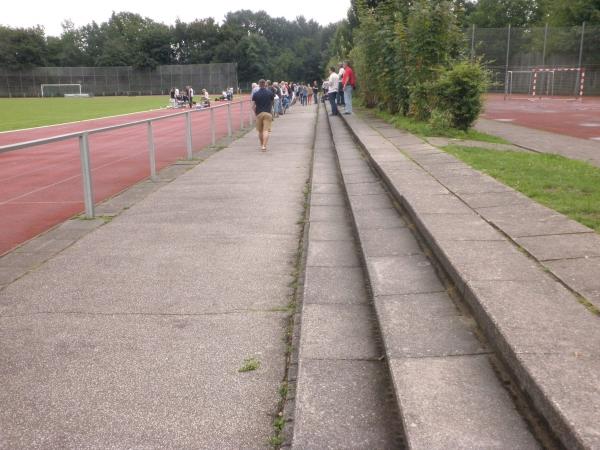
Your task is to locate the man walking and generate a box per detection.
[328,67,339,116]
[252,79,275,152]
[342,61,355,114]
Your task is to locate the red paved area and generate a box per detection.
[0,100,252,255]
[482,93,600,140]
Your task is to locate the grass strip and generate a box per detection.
[373,109,509,144]
[444,145,600,233]
[0,96,169,131]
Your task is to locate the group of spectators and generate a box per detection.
[251,80,320,117]
[169,86,211,109]
[322,61,355,116]
[250,62,356,152]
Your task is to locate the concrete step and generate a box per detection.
[325,109,541,449]
[336,111,600,450]
[290,106,402,449]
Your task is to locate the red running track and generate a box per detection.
[0,100,253,256]
[482,93,600,140]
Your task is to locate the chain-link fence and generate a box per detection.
[466,24,600,96]
[0,63,238,97]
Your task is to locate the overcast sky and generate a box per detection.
[3,0,351,37]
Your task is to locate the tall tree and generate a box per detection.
[544,0,600,25]
[0,25,47,69]
[466,0,544,27]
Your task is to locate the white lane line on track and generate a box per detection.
[0,145,152,205]
[0,107,168,135]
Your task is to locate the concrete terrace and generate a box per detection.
[1,102,599,449]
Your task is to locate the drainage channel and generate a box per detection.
[287,104,404,449]
[321,107,551,449]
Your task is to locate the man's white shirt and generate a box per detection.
[328,72,339,92]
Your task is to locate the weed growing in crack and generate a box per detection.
[238,357,260,373]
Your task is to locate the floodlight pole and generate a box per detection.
[470,24,475,61]
[575,22,586,97]
[504,24,511,101]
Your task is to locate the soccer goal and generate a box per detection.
[532,68,585,99]
[506,68,585,100]
[506,70,535,98]
[40,83,87,97]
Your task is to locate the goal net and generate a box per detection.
[40,84,83,97]
[506,68,585,100]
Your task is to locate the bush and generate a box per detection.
[429,108,452,133]
[408,82,433,121]
[434,61,489,130]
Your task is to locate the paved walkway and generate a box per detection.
[0,107,315,448]
[475,118,600,168]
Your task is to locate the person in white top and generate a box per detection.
[337,64,345,105]
[328,66,339,116]
[187,86,194,108]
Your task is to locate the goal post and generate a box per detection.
[40,83,82,97]
[507,70,535,98]
[505,67,585,100]
[532,68,585,99]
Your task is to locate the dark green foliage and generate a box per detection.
[434,61,489,130]
[0,11,333,83]
[408,82,434,120]
[466,0,544,27]
[0,25,48,69]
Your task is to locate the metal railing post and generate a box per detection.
[147,121,157,181]
[240,101,244,129]
[227,103,232,137]
[185,111,193,159]
[210,107,216,145]
[78,132,95,218]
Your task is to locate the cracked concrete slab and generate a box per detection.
[304,266,368,305]
[476,204,591,237]
[515,233,600,261]
[544,257,600,309]
[300,304,380,360]
[306,240,360,267]
[389,356,540,450]
[367,255,445,297]
[361,227,422,257]
[293,359,400,449]
[307,221,354,241]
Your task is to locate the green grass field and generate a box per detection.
[444,145,600,233]
[0,96,170,132]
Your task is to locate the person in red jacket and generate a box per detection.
[342,61,356,115]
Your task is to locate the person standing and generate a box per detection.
[337,63,345,106]
[252,79,275,152]
[169,87,176,108]
[328,67,339,116]
[187,86,194,109]
[342,61,355,114]
[312,81,319,104]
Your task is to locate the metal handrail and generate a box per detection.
[0,99,255,218]
[0,100,248,154]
